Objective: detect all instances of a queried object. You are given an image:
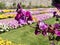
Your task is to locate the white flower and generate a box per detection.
[28,21,33,24]
[0,23,3,28]
[0,29,4,32]
[2,24,9,30]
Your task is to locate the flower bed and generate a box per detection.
[0,8,54,33]
[0,19,19,33]
[0,13,53,33]
[33,13,53,22]
[0,38,15,45]
[2,9,15,13]
[0,10,53,19]
[0,37,25,45]
[0,8,57,19]
[0,12,16,19]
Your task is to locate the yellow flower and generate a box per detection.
[0,37,19,45]
[32,16,38,22]
[18,44,26,45]
[0,40,4,44]
[3,9,15,13]
[32,8,37,11]
[5,40,12,45]
[0,37,2,40]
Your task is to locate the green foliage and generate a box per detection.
[22,4,26,8]
[39,5,47,8]
[13,2,16,6]
[33,6,39,8]
[47,6,54,8]
[0,2,6,9]
[0,12,4,14]
[13,2,16,9]
[31,5,47,8]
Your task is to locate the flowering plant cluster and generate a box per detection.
[0,37,25,45]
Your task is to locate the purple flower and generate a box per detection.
[17,3,22,9]
[55,30,60,36]
[42,31,47,36]
[35,30,40,35]
[53,3,60,10]
[54,23,60,29]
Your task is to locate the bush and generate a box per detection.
[33,6,39,8]
[47,6,54,8]
[22,4,26,8]
[39,5,47,8]
[32,5,47,8]
[0,2,6,9]
[13,2,16,9]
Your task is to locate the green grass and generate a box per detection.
[0,17,58,45]
[44,17,56,24]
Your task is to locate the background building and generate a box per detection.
[0,0,52,6]
[0,0,52,8]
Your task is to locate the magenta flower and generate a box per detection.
[55,30,60,36]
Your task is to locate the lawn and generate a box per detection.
[0,17,58,45]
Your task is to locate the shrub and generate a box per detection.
[39,5,47,8]
[13,2,16,9]
[32,5,47,8]
[22,4,26,8]
[0,2,6,9]
[47,6,54,8]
